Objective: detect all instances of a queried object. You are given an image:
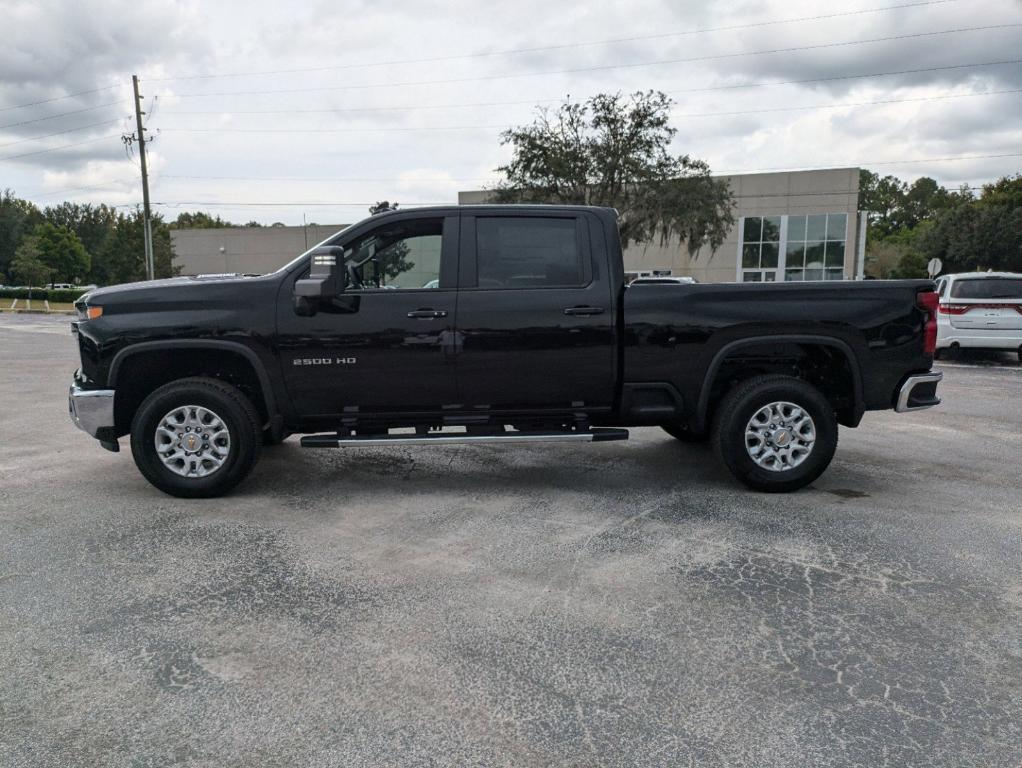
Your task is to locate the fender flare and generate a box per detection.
[108,339,278,419]
[693,334,864,432]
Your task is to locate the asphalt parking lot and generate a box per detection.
[1,312,1020,767]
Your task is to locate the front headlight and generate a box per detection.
[76,303,103,320]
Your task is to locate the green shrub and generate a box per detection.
[0,287,90,302]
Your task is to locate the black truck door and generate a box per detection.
[454,211,616,415]
[276,213,459,421]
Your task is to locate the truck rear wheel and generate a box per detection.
[130,377,262,498]
[712,375,838,493]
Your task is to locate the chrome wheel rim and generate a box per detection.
[744,401,816,473]
[154,405,231,478]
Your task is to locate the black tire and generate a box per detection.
[711,374,838,493]
[130,376,262,498]
[661,423,709,443]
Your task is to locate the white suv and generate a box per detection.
[934,272,1022,361]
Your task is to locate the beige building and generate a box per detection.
[460,167,866,283]
[171,168,865,283]
[171,224,347,276]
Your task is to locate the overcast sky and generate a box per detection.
[2,0,1020,225]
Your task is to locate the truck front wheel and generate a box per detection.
[130,377,262,498]
[712,375,838,493]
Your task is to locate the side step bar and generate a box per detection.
[300,427,629,448]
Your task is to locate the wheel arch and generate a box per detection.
[693,335,864,433]
[109,341,278,435]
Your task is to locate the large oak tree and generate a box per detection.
[494,91,734,253]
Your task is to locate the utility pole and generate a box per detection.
[131,75,155,281]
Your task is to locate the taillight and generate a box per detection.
[917,289,938,356]
[938,303,968,315]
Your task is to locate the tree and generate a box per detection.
[494,91,734,252]
[977,174,1022,209]
[22,222,90,284]
[95,209,178,285]
[864,241,905,279]
[369,201,399,214]
[43,202,117,260]
[0,190,43,279]
[169,211,236,229]
[859,170,907,240]
[917,202,1022,274]
[10,239,51,288]
[890,250,929,279]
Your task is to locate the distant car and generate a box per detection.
[934,272,1022,361]
[629,276,698,285]
[49,283,75,290]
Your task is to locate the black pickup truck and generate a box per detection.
[69,205,942,498]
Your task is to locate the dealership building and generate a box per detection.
[171,167,865,283]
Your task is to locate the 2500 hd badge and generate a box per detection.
[292,357,357,366]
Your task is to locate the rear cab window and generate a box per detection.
[468,216,591,289]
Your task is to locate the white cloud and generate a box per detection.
[1,0,1020,223]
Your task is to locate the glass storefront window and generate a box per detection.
[740,215,781,282]
[775,213,847,282]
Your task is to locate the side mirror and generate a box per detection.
[294,246,345,314]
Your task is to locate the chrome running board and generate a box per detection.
[300,427,629,448]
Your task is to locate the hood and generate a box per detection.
[81,273,264,304]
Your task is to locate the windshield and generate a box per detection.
[950,277,1022,299]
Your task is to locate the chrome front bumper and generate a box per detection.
[69,383,115,438]
[894,371,943,413]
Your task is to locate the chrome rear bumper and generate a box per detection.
[69,384,115,437]
[894,371,943,413]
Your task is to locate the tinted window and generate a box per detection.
[950,278,1022,299]
[346,217,443,290]
[476,217,582,288]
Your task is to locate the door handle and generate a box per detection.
[407,309,448,319]
[563,306,605,316]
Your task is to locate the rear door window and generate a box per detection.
[474,217,585,289]
[950,278,1022,299]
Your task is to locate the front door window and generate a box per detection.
[346,218,443,291]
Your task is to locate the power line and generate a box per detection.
[166,24,1022,98]
[149,152,1022,208]
[672,88,1022,117]
[151,186,987,200]
[0,118,129,149]
[160,80,1022,119]
[715,152,1022,175]
[0,100,130,131]
[27,179,995,207]
[162,174,494,182]
[0,133,123,162]
[20,181,135,201]
[154,201,442,208]
[146,0,964,81]
[161,125,505,135]
[154,88,1022,135]
[670,58,1022,95]
[0,83,124,114]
